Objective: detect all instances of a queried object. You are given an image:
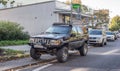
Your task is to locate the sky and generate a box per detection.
[2,0,120,18]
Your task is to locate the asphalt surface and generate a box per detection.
[20,38,120,71]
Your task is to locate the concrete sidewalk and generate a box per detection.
[0,45,30,52]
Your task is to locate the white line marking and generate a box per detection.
[102,49,119,55]
[32,64,53,71]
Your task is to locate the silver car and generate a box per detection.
[89,29,107,47]
[106,31,115,41]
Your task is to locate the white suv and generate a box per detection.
[106,31,116,41]
[88,29,107,47]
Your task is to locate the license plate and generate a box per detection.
[34,45,44,48]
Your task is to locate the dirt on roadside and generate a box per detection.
[0,49,5,56]
[0,48,29,62]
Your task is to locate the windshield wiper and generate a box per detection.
[45,32,52,34]
[51,32,61,34]
[46,32,60,34]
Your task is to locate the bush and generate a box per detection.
[0,21,30,40]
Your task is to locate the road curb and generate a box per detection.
[4,57,56,71]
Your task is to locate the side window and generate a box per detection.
[76,26,83,34]
[71,26,78,35]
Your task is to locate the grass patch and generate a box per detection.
[2,48,24,55]
[0,48,29,62]
[0,40,28,46]
[0,48,24,55]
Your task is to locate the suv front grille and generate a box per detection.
[89,37,96,39]
[34,38,50,44]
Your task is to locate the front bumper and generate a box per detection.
[28,43,62,50]
[88,39,102,44]
[107,37,114,40]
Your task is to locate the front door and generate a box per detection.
[69,26,78,49]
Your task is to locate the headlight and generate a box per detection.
[50,40,61,45]
[29,38,34,43]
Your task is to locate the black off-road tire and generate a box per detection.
[79,43,88,56]
[30,47,41,60]
[104,41,107,45]
[113,37,116,41]
[56,47,68,63]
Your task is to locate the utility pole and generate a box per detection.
[70,0,73,24]
[70,0,82,24]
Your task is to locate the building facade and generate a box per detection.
[0,0,91,36]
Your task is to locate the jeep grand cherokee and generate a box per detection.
[28,23,88,63]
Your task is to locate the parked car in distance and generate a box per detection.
[106,31,116,41]
[114,31,120,38]
[28,23,88,63]
[88,29,107,47]
[116,32,120,38]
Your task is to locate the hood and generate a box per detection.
[32,33,69,39]
[106,35,114,37]
[89,35,102,38]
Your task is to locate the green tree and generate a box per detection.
[0,0,7,7]
[81,5,89,13]
[94,9,110,28]
[94,10,109,23]
[109,15,120,31]
[0,0,15,7]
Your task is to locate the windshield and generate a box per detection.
[45,26,71,34]
[106,32,114,35]
[89,30,102,35]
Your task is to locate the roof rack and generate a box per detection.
[53,23,72,26]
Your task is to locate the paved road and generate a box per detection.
[20,38,120,71]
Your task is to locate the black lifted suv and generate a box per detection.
[28,23,88,63]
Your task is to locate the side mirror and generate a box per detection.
[71,34,76,37]
[63,37,69,40]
